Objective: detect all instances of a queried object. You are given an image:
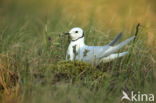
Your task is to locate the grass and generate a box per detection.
[0,0,156,103]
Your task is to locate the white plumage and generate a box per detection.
[65,27,135,65]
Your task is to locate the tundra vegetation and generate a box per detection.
[0,0,156,103]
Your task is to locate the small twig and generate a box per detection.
[59,33,71,60]
[72,45,77,64]
[59,34,66,59]
[125,23,141,64]
[68,35,71,43]
[133,23,141,42]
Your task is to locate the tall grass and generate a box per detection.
[0,0,156,103]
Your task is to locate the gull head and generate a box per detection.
[65,27,84,41]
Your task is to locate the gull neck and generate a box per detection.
[71,33,84,42]
[70,37,85,47]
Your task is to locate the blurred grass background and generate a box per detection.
[0,0,156,103]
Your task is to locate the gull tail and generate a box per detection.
[109,32,122,46]
[101,51,128,63]
[104,36,135,56]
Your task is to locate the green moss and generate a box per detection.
[51,60,110,85]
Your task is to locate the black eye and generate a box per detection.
[75,31,78,33]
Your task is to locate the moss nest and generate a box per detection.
[52,60,110,85]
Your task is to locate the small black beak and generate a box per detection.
[64,32,70,35]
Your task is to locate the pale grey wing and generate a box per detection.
[80,36,135,63]
[109,32,122,46]
[100,51,128,63]
[84,32,122,60]
[102,36,135,57]
[81,45,111,62]
[82,36,135,62]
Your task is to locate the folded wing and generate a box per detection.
[81,36,135,63]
